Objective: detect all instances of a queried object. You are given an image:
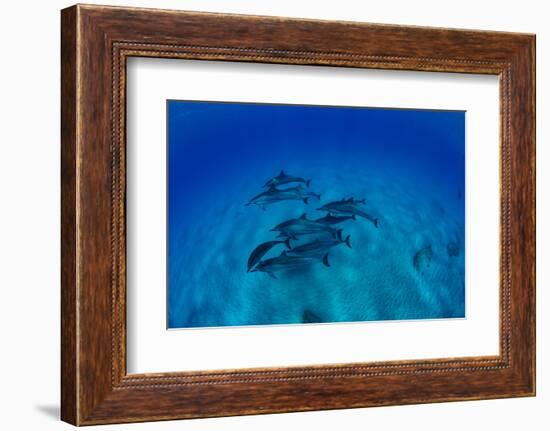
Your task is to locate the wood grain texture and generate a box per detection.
[60,4,536,425]
[60,5,78,425]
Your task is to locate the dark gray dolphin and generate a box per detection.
[318,197,366,210]
[246,185,320,210]
[270,213,340,240]
[317,198,378,228]
[263,170,311,188]
[247,238,291,272]
[284,233,351,264]
[315,214,356,225]
[250,253,329,279]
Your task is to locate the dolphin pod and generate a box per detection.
[246,170,378,277]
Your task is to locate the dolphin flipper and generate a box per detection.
[322,253,330,267]
[345,235,352,248]
[284,238,292,249]
[303,198,309,204]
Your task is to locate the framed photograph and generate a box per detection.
[61,4,536,425]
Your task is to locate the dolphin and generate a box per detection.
[246,185,320,210]
[250,253,329,279]
[278,185,320,204]
[263,170,311,188]
[346,197,366,205]
[315,214,356,225]
[317,198,378,228]
[270,213,340,240]
[247,238,291,272]
[318,197,366,209]
[284,233,351,263]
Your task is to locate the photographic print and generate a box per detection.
[167,101,465,329]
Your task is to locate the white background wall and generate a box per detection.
[0,0,546,429]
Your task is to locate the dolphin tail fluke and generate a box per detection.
[284,238,292,249]
[303,197,309,205]
[374,218,379,228]
[336,229,343,241]
[322,253,330,267]
[306,179,311,187]
[345,235,352,248]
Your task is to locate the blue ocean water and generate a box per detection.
[167,101,465,329]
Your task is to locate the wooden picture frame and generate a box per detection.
[61,4,535,425]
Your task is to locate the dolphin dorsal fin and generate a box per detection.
[279,170,285,176]
[300,213,307,220]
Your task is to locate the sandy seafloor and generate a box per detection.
[167,101,465,329]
